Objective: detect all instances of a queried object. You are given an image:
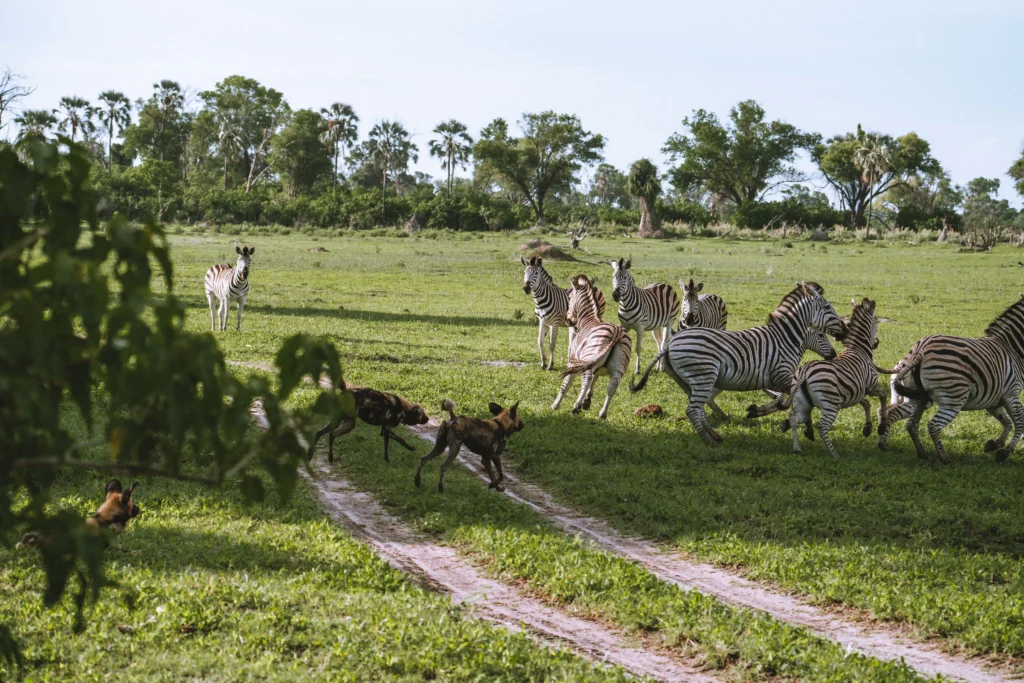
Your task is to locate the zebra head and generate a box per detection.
[801,327,838,360]
[566,274,600,327]
[235,245,255,279]
[846,298,880,351]
[610,258,632,303]
[679,278,703,327]
[801,282,847,340]
[521,256,547,295]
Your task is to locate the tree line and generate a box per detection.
[2,68,1023,235]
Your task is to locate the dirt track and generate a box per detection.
[406,418,1011,683]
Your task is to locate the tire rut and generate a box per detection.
[405,418,1012,683]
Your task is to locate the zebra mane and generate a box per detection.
[569,274,601,319]
[767,282,824,325]
[984,295,1024,357]
[843,298,877,351]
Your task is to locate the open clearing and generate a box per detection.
[6,229,1024,680]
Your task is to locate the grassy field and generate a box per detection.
[6,228,1024,679]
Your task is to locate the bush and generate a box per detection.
[658,198,712,226]
[894,205,962,231]
[731,199,843,230]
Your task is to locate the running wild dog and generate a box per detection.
[205,245,254,332]
[415,399,523,493]
[18,479,141,549]
[310,383,430,463]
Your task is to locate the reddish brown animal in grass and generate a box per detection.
[414,399,524,493]
[310,383,430,463]
[18,479,140,549]
[634,404,664,417]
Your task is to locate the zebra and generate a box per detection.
[677,278,728,332]
[784,298,894,458]
[521,256,605,370]
[610,258,680,374]
[631,282,847,444]
[205,245,254,332]
[880,294,1024,462]
[551,275,632,419]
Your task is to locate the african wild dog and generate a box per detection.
[310,383,430,463]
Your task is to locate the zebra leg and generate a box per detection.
[236,295,246,331]
[707,389,729,421]
[858,399,873,437]
[633,328,643,375]
[879,399,915,451]
[536,318,548,369]
[652,327,667,372]
[598,345,629,419]
[927,400,965,463]
[995,396,1024,462]
[207,292,217,332]
[687,381,723,443]
[984,407,1012,453]
[551,373,575,410]
[573,371,595,414]
[221,297,230,331]
[789,390,811,453]
[904,401,929,459]
[818,410,840,458]
[581,369,595,410]
[547,325,559,371]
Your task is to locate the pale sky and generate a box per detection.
[3,0,1023,204]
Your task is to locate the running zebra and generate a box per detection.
[631,282,847,444]
[551,275,632,419]
[610,258,680,374]
[880,294,1024,462]
[677,278,728,331]
[205,245,254,332]
[521,256,606,370]
[785,298,893,458]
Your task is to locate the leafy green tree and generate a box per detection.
[474,111,605,225]
[55,96,96,143]
[123,81,186,165]
[319,103,359,190]
[14,109,57,145]
[0,140,352,662]
[626,158,661,236]
[216,109,244,189]
[884,169,962,230]
[853,134,891,238]
[429,119,473,197]
[812,124,940,228]
[961,177,1019,248]
[662,100,815,207]
[273,108,332,197]
[589,163,631,208]
[96,91,132,169]
[364,120,418,213]
[1009,148,1024,198]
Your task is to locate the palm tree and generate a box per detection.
[627,158,662,237]
[428,119,473,197]
[14,109,57,144]
[54,96,95,143]
[366,120,418,215]
[217,110,244,190]
[97,90,132,169]
[854,135,891,239]
[319,103,358,190]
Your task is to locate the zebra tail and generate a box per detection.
[629,350,665,393]
[892,356,928,400]
[441,398,457,421]
[873,364,897,374]
[560,335,623,379]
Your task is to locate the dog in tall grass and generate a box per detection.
[310,383,430,463]
[414,399,524,493]
[18,479,140,549]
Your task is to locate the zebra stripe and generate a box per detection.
[678,279,728,331]
[205,245,254,332]
[631,282,847,444]
[521,256,606,370]
[551,275,632,420]
[881,294,1024,462]
[786,298,890,458]
[610,258,680,374]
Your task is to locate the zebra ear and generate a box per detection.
[679,278,686,290]
[536,257,543,266]
[589,276,597,289]
[236,246,242,255]
[696,282,703,292]
[624,258,631,270]
[611,259,619,270]
[248,247,255,255]
[520,256,527,266]
[852,298,857,308]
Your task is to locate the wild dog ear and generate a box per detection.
[236,246,242,255]
[105,479,123,494]
[121,482,139,504]
[488,402,504,416]
[509,402,519,419]
[696,282,703,292]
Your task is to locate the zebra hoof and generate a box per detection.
[984,439,1002,453]
[862,424,872,438]
[572,406,582,415]
[995,448,1011,462]
[745,405,759,419]
[414,473,422,488]
[876,441,889,452]
[878,422,888,436]
[780,419,791,432]
[804,425,814,441]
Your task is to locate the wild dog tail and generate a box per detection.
[441,398,457,421]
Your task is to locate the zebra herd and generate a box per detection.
[522,255,1024,461]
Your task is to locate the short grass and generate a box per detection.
[161,230,1024,662]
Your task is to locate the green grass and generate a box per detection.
[159,230,1023,662]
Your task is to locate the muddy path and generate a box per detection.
[406,418,1011,683]
[248,399,713,682]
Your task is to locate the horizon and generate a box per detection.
[3,0,1022,206]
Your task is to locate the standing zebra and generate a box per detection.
[610,258,680,374]
[205,245,254,332]
[677,279,728,331]
[880,294,1024,462]
[551,275,632,419]
[785,298,893,458]
[631,282,847,444]
[521,256,606,370]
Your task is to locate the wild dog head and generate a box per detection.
[488,401,524,435]
[399,397,431,426]
[88,479,140,534]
